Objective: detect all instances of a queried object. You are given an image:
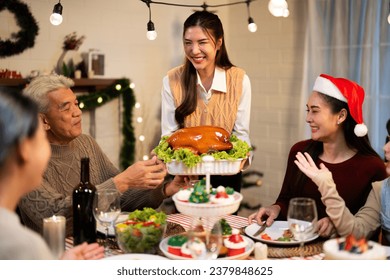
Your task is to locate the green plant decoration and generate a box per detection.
[0,0,39,58]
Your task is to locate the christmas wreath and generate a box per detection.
[0,0,39,58]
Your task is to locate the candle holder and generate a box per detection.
[43,215,66,258]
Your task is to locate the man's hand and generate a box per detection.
[113,156,167,192]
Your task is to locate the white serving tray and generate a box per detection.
[166,158,245,175]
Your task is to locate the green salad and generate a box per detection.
[115,208,167,254]
[153,134,252,168]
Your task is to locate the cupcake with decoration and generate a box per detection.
[180,242,193,258]
[210,186,235,204]
[187,237,207,258]
[176,188,192,202]
[188,181,210,203]
[223,228,247,256]
[216,218,232,256]
[167,235,188,256]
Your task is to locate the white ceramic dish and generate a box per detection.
[323,238,387,260]
[97,213,129,236]
[172,192,243,217]
[166,158,245,175]
[245,221,319,246]
[159,235,254,260]
[104,254,169,260]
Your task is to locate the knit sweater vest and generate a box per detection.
[168,65,245,133]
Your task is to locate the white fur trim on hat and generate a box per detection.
[313,76,348,102]
[354,123,368,137]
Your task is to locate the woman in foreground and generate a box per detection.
[0,88,104,260]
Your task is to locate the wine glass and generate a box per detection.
[93,189,121,254]
[287,197,317,258]
[186,217,222,259]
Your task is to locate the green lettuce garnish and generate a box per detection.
[153,134,252,168]
[127,207,166,225]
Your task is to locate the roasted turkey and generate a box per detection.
[167,126,233,155]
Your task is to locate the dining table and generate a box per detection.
[65,213,327,260]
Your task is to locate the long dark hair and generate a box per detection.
[175,11,234,127]
[0,87,39,168]
[293,92,382,191]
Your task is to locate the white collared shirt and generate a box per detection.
[161,66,251,146]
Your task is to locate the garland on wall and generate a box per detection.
[77,79,136,169]
[0,0,39,58]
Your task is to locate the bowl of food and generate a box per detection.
[115,207,167,254]
[172,180,243,217]
[323,234,387,260]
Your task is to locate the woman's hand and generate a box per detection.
[317,217,336,238]
[60,242,104,260]
[294,152,329,179]
[248,205,281,226]
[164,175,188,197]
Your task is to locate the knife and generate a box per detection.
[253,221,267,236]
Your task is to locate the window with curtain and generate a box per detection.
[301,0,390,156]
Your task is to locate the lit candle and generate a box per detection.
[43,215,66,258]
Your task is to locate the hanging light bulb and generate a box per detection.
[248,17,258,32]
[146,20,157,40]
[245,0,257,33]
[50,1,63,26]
[144,0,157,40]
[268,0,288,18]
[388,2,390,24]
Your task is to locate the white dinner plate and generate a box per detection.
[159,235,254,260]
[104,254,169,260]
[245,221,319,246]
[97,213,129,236]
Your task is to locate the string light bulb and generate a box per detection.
[50,1,63,26]
[147,20,157,40]
[246,0,257,32]
[143,0,158,40]
[268,0,289,18]
[388,2,390,24]
[248,17,257,32]
[141,0,289,37]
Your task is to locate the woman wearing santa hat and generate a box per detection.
[294,130,390,245]
[249,74,387,238]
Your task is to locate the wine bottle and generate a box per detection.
[72,157,97,245]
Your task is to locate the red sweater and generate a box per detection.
[275,139,388,220]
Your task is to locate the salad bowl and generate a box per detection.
[115,208,166,254]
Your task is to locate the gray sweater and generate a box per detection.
[0,208,54,259]
[18,134,166,236]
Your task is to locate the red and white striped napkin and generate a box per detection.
[166,213,250,231]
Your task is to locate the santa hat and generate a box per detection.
[313,74,368,137]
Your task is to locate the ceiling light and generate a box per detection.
[50,1,63,26]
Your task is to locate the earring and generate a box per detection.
[337,121,340,125]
